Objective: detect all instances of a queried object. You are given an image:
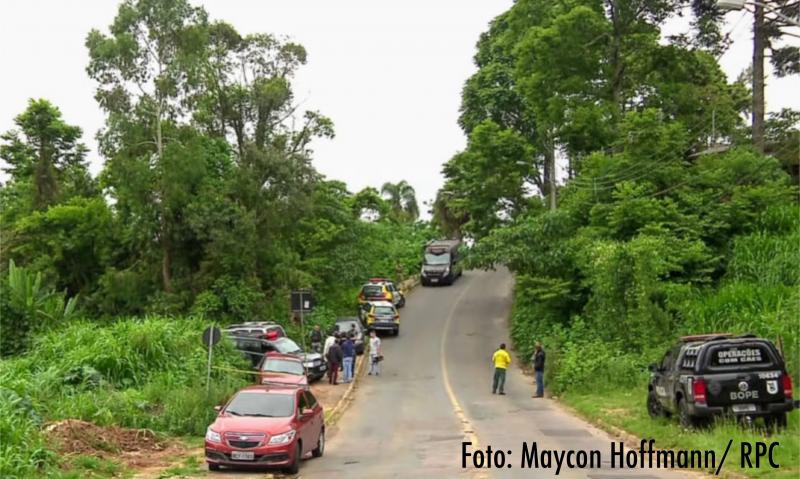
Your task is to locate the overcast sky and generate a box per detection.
[1,1,797,213]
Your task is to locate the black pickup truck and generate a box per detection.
[647,334,794,428]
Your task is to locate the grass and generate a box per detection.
[157,456,205,478]
[67,455,125,478]
[560,387,799,478]
[0,316,251,478]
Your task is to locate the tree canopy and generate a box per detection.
[0,0,431,356]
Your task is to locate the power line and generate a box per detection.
[565,115,733,192]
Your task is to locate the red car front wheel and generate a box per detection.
[284,441,301,474]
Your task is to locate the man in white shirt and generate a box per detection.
[368,330,382,376]
[323,331,337,358]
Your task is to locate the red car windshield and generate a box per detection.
[262,358,305,376]
[225,392,294,418]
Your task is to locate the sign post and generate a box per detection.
[291,289,314,375]
[202,325,222,394]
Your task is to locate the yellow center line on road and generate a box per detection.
[439,276,490,479]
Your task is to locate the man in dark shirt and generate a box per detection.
[341,334,356,383]
[532,341,546,398]
[309,325,323,354]
[327,338,344,385]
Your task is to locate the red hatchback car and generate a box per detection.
[205,385,325,473]
[257,353,309,387]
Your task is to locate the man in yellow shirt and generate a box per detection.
[492,343,511,395]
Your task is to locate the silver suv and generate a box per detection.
[224,321,287,339]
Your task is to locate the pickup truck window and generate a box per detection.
[703,343,776,371]
[660,349,675,370]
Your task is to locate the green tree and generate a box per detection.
[86,0,208,293]
[1,260,78,356]
[11,198,114,297]
[441,121,533,239]
[0,99,94,211]
[350,187,389,221]
[380,180,420,222]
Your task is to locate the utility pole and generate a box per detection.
[752,1,766,153]
[546,131,557,211]
[549,161,557,211]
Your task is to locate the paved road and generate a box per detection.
[300,268,700,479]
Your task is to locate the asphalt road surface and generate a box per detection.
[300,268,700,479]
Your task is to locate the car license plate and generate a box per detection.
[430,278,439,283]
[231,451,255,461]
[732,404,757,413]
[319,364,327,371]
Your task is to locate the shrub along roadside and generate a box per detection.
[0,317,250,478]
[560,388,799,479]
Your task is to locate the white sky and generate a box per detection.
[1,1,797,213]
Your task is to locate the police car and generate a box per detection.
[360,301,400,336]
[357,278,405,308]
[647,334,794,428]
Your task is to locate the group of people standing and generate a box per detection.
[491,341,545,397]
[309,324,383,385]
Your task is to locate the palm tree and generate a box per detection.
[380,180,419,222]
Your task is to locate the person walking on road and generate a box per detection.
[532,341,546,398]
[342,334,356,383]
[492,343,511,395]
[310,325,323,354]
[368,330,382,376]
[327,338,344,385]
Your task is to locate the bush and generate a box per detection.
[726,230,800,286]
[0,316,251,477]
[0,389,55,479]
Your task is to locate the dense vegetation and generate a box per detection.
[0,0,431,356]
[0,1,431,477]
[434,0,800,468]
[0,317,249,477]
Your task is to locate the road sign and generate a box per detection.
[290,290,314,376]
[202,326,222,347]
[291,289,314,313]
[202,325,222,394]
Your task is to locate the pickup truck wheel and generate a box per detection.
[647,391,664,418]
[678,398,698,428]
[765,413,787,430]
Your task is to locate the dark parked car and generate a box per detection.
[648,334,794,428]
[334,317,365,355]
